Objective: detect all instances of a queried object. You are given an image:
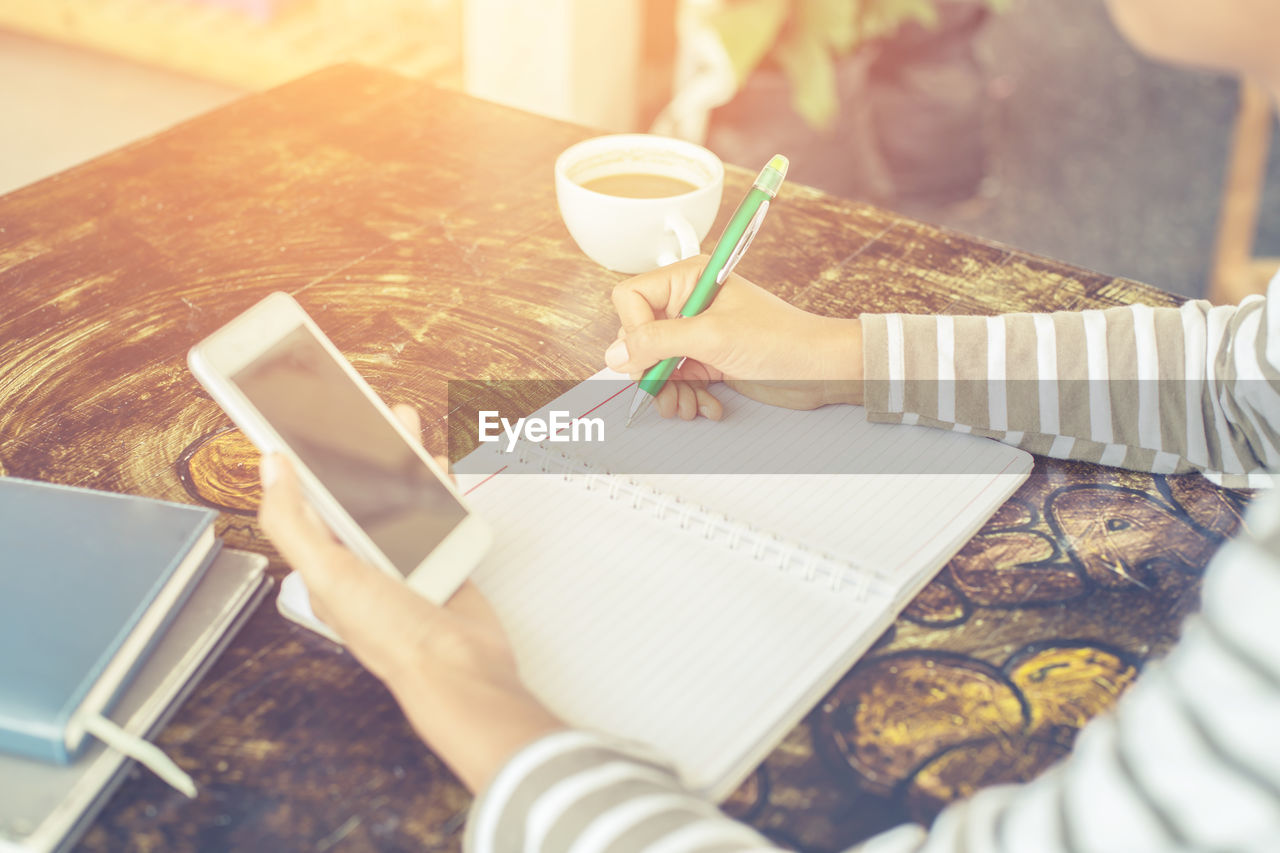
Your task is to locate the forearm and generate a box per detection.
[814,315,866,406]
[384,658,565,794]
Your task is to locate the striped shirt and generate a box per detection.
[861,287,1280,489]
[465,279,1280,852]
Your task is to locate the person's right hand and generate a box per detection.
[605,256,864,419]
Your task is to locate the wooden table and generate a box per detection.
[0,65,1247,852]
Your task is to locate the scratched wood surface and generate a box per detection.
[0,65,1248,852]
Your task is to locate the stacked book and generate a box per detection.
[0,478,270,853]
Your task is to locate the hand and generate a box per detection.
[605,255,864,419]
[257,405,563,793]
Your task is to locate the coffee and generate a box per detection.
[555,133,724,272]
[578,172,699,199]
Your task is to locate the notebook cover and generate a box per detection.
[0,548,271,853]
[0,478,218,764]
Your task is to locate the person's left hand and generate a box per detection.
[257,405,563,792]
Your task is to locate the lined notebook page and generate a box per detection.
[462,475,894,799]
[455,371,1031,799]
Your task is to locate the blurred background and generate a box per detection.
[1,0,1276,300]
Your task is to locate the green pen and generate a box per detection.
[625,154,789,427]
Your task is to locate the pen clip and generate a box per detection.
[716,200,770,285]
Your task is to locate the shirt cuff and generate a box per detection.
[860,313,898,419]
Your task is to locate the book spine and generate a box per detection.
[506,443,894,600]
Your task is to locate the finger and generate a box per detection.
[652,382,678,419]
[257,459,387,636]
[611,255,705,330]
[391,407,454,485]
[676,382,699,421]
[693,385,723,420]
[672,358,716,386]
[392,404,422,439]
[608,330,632,376]
[433,454,459,488]
[604,335,630,372]
[604,314,719,375]
[257,455,379,621]
[258,455,345,572]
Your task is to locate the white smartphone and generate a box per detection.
[188,291,490,605]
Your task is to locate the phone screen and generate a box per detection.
[231,325,468,575]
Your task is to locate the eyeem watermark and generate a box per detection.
[478,410,605,452]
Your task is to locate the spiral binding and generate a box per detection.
[500,441,894,600]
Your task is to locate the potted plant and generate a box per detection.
[689,0,1010,203]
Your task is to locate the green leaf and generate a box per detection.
[712,0,1012,129]
[709,0,790,83]
[793,0,859,54]
[774,25,839,129]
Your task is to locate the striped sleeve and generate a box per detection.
[860,275,1280,487]
[464,730,780,853]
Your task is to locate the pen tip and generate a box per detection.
[626,388,651,428]
[767,154,789,177]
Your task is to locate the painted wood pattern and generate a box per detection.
[0,65,1248,852]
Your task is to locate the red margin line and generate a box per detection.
[468,382,635,492]
[464,464,508,496]
[577,381,635,420]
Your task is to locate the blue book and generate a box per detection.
[0,478,220,765]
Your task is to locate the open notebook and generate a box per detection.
[447,370,1033,800]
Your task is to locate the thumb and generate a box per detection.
[605,315,719,374]
[258,454,343,577]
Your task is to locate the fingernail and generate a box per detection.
[260,455,279,487]
[605,339,628,368]
[699,406,712,419]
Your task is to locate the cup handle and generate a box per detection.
[656,213,700,268]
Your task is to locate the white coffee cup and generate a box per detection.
[555,134,725,274]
